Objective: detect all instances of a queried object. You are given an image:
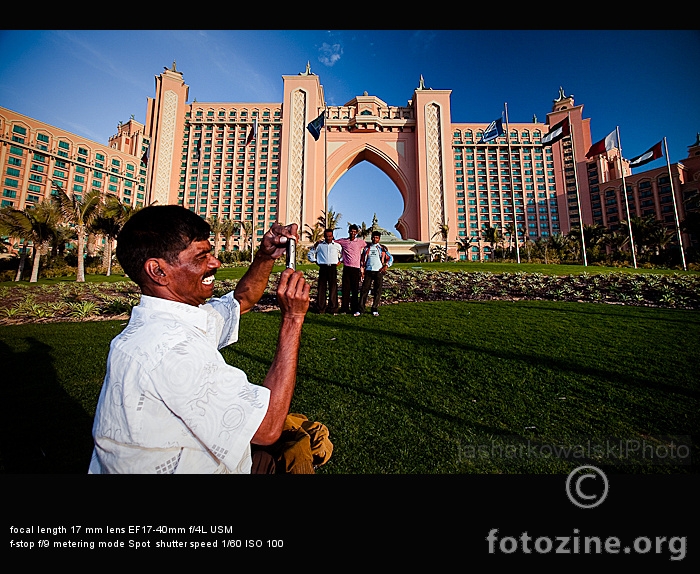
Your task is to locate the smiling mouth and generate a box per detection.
[202,275,215,286]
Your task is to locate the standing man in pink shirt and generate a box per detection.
[335,224,367,315]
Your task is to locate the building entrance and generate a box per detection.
[278,70,456,250]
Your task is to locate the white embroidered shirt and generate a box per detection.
[88,293,270,474]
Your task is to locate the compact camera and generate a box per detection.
[285,237,296,270]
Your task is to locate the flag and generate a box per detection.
[140,145,149,166]
[586,129,619,158]
[541,117,570,146]
[307,111,325,141]
[245,119,258,146]
[478,117,504,144]
[627,141,663,168]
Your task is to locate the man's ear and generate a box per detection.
[143,258,170,285]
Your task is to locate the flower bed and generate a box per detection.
[1,269,699,325]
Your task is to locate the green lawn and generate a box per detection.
[1,299,697,474]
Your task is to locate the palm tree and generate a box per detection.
[357,221,370,239]
[535,235,550,264]
[523,237,535,263]
[547,232,568,263]
[89,194,135,276]
[481,224,501,261]
[455,235,474,261]
[323,206,343,231]
[207,215,223,253]
[602,230,630,262]
[303,221,324,243]
[53,187,102,282]
[621,215,668,263]
[0,201,59,282]
[242,220,257,262]
[220,217,239,253]
[431,221,449,261]
[646,224,673,258]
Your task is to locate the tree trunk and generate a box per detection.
[104,238,113,276]
[87,232,97,257]
[76,228,86,282]
[15,240,27,281]
[29,245,41,283]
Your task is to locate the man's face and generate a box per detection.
[349,228,358,240]
[165,239,221,306]
[324,231,334,243]
[372,234,380,244]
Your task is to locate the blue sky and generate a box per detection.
[1,30,698,236]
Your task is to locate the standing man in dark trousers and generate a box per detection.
[357,231,393,316]
[309,228,342,314]
[335,224,367,315]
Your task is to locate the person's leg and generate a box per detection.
[350,267,361,313]
[328,266,339,314]
[317,266,328,313]
[371,272,384,314]
[250,445,276,474]
[358,272,371,313]
[340,267,350,313]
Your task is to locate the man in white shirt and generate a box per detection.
[308,228,342,314]
[89,205,310,474]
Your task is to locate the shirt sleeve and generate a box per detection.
[203,291,241,349]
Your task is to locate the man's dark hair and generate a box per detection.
[348,224,359,232]
[116,205,211,286]
[371,230,381,238]
[323,228,335,236]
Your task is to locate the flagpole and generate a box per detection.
[664,137,687,271]
[504,103,520,264]
[616,126,637,269]
[324,108,328,219]
[568,111,587,266]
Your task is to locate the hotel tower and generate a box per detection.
[2,63,698,261]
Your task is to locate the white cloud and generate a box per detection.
[318,42,343,67]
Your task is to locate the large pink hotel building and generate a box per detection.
[2,62,698,260]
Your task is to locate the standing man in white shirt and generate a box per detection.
[309,228,343,314]
[89,205,310,474]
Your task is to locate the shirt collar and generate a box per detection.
[138,294,210,333]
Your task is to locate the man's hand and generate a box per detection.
[235,223,299,314]
[276,268,310,319]
[258,222,299,261]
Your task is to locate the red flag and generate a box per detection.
[245,119,258,145]
[628,141,663,167]
[586,129,619,158]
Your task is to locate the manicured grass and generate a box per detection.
[1,300,697,474]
